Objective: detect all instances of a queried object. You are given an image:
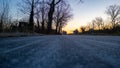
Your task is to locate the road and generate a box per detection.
[0,35,120,68]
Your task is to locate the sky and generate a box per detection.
[9,0,120,33]
[63,0,120,33]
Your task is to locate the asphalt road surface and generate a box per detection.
[0,35,120,68]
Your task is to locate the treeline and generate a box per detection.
[78,4,120,35]
[0,0,73,34]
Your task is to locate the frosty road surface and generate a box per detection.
[0,35,120,68]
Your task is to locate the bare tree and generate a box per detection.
[80,26,85,33]
[39,0,48,31]
[106,5,120,28]
[54,5,62,34]
[19,0,39,31]
[40,0,46,31]
[0,0,9,32]
[73,29,79,35]
[18,0,83,33]
[34,0,49,33]
[46,0,65,34]
[35,8,41,30]
[29,0,35,31]
[46,0,83,34]
[54,3,72,34]
[92,20,96,30]
[94,17,104,30]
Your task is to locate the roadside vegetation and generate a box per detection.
[0,0,73,35]
[0,0,120,35]
[76,5,120,35]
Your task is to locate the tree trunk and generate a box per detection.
[47,0,55,34]
[41,20,45,31]
[0,20,3,32]
[37,19,40,29]
[55,22,59,34]
[58,23,62,34]
[41,11,45,31]
[29,0,34,32]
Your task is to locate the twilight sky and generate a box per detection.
[10,0,120,33]
[64,0,120,33]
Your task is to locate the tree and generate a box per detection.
[46,0,64,34]
[91,20,95,30]
[73,29,79,35]
[40,0,46,31]
[19,0,39,32]
[80,26,85,33]
[0,0,9,32]
[35,0,48,33]
[54,3,72,34]
[94,17,104,30]
[47,0,83,34]
[35,8,41,31]
[29,0,35,31]
[106,5,120,28]
[18,0,83,33]
[54,3,70,34]
[38,0,48,32]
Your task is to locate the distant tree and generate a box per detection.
[92,20,96,30]
[94,17,104,30]
[0,0,9,32]
[62,31,67,35]
[80,26,85,33]
[73,29,79,35]
[106,5,120,28]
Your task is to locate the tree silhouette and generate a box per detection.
[19,0,39,32]
[94,17,104,30]
[0,0,9,32]
[46,0,63,34]
[81,26,85,33]
[54,3,72,34]
[106,5,120,28]
[18,0,83,34]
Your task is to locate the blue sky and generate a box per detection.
[9,0,120,33]
[10,0,21,19]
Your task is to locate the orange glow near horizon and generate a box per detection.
[62,0,120,34]
[63,22,85,34]
[62,14,107,34]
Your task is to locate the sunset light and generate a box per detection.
[63,0,120,33]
